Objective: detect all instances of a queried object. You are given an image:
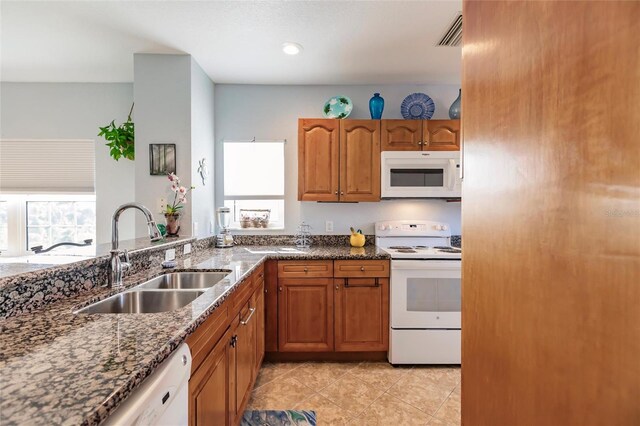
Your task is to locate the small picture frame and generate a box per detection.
[149,144,176,175]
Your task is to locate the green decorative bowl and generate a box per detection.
[323,96,353,119]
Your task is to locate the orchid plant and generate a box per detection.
[164,173,195,215]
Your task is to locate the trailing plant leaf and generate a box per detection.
[98,104,135,161]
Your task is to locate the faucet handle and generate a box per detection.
[122,249,131,269]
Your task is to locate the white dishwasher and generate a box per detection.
[105,343,192,426]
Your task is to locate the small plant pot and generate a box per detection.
[164,213,181,237]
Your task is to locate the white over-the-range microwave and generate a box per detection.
[381,151,462,198]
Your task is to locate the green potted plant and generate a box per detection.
[163,173,195,236]
[98,103,135,161]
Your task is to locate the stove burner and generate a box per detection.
[433,246,452,249]
[389,246,412,250]
[438,248,461,253]
[413,245,428,249]
[397,249,417,253]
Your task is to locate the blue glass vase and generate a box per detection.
[369,93,384,119]
[449,89,461,119]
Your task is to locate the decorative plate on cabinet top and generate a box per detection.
[400,93,436,119]
[323,96,353,119]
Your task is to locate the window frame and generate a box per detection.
[222,140,286,231]
[0,194,96,256]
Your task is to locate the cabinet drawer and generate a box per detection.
[334,260,390,278]
[277,260,333,278]
[229,276,255,314]
[185,302,229,374]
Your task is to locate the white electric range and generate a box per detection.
[376,220,461,365]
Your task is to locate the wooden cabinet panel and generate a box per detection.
[189,328,231,426]
[334,278,389,352]
[254,281,265,373]
[424,120,460,151]
[381,119,423,151]
[339,120,381,202]
[232,302,256,423]
[333,260,390,278]
[277,260,333,278]
[278,278,334,352]
[298,118,340,201]
[264,260,278,352]
[185,303,229,375]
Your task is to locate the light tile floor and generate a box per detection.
[248,362,461,425]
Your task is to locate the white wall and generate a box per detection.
[190,58,216,238]
[134,54,193,237]
[214,84,462,235]
[0,82,136,243]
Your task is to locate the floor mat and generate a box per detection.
[241,410,316,426]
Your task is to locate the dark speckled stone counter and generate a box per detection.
[0,245,388,426]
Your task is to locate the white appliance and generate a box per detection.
[105,343,192,426]
[376,220,461,364]
[381,151,461,198]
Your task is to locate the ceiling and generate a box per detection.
[0,1,462,85]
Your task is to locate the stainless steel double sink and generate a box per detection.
[75,271,232,314]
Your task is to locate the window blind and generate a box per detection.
[0,139,95,193]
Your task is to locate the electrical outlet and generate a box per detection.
[183,243,191,255]
[157,197,166,213]
[165,248,176,262]
[325,221,334,233]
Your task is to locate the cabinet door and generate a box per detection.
[334,278,389,352]
[264,260,278,352]
[233,303,256,422]
[423,119,460,151]
[339,120,381,202]
[298,118,340,201]
[278,278,334,352]
[381,119,423,151]
[254,281,265,373]
[189,328,231,426]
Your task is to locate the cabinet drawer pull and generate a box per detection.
[303,268,308,272]
[240,307,256,325]
[335,285,339,290]
[345,278,380,288]
[360,266,365,271]
[279,286,283,292]
[230,335,238,348]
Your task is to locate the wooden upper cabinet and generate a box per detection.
[381,120,423,151]
[339,120,381,202]
[298,119,339,201]
[424,120,460,151]
[278,278,334,352]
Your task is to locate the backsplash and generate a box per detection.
[0,238,195,319]
[231,234,376,247]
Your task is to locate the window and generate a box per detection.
[0,202,8,251]
[0,138,97,256]
[0,195,96,256]
[223,141,285,229]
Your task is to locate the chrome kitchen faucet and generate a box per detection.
[108,202,163,288]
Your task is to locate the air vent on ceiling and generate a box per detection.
[437,13,462,47]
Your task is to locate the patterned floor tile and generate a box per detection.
[354,393,432,425]
[294,393,353,425]
[348,361,412,390]
[289,362,360,390]
[387,373,452,416]
[410,366,460,391]
[433,391,460,425]
[318,372,385,413]
[249,375,315,410]
[253,362,305,389]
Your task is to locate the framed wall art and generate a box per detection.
[149,143,176,175]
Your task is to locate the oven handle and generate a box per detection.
[391,260,461,270]
[344,278,380,288]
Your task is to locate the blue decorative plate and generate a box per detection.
[323,96,353,119]
[400,93,435,119]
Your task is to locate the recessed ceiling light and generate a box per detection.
[282,42,303,55]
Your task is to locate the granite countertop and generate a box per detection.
[0,245,388,426]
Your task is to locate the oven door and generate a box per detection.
[381,151,461,198]
[390,260,461,329]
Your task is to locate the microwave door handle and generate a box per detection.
[447,159,456,190]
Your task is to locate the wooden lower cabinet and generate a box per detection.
[189,328,231,426]
[334,278,389,351]
[278,278,334,352]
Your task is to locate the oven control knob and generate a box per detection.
[378,224,387,231]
